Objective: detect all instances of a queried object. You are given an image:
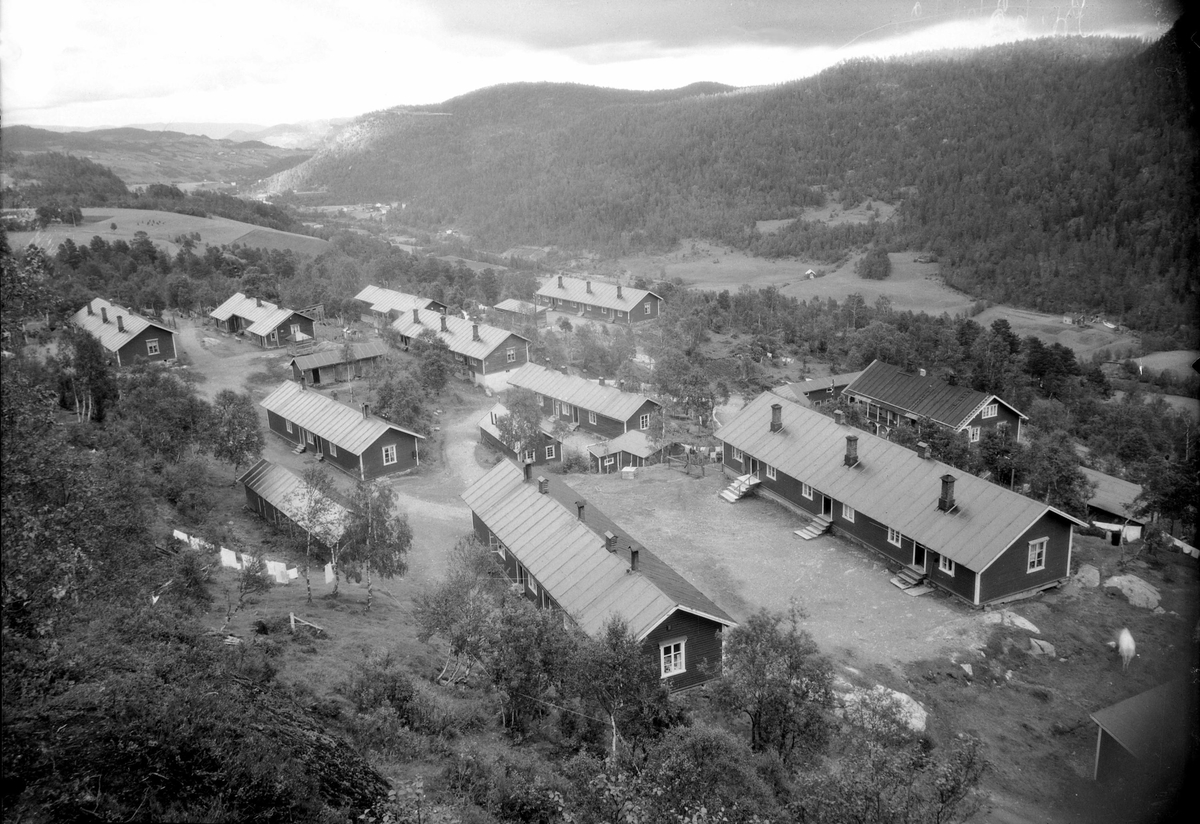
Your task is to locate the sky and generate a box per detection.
[0,0,1177,132]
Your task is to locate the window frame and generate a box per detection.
[842,503,855,523]
[732,447,744,464]
[285,419,293,434]
[506,347,516,363]
[1027,537,1048,573]
[588,410,597,425]
[660,638,686,678]
[939,555,955,576]
[545,444,556,460]
[146,338,160,356]
[382,444,398,466]
[639,413,650,429]
[644,302,651,315]
[801,482,813,500]
[969,426,982,443]
[329,442,337,457]
[888,527,902,547]
[604,456,616,466]
[516,561,529,589]
[765,464,777,480]
[488,533,506,559]
[524,448,536,463]
[983,403,999,419]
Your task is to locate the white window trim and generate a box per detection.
[969,426,981,443]
[939,555,955,575]
[644,302,651,315]
[382,444,398,466]
[524,448,536,463]
[307,432,316,445]
[329,442,337,457]
[285,419,293,434]
[765,464,777,480]
[488,533,506,559]
[604,456,616,466]
[506,347,516,363]
[1027,537,1048,572]
[588,410,597,424]
[639,413,650,429]
[146,338,160,356]
[660,637,686,678]
[516,562,529,589]
[983,403,998,419]
[732,447,744,464]
[842,503,855,523]
[545,444,556,459]
[888,527,902,547]
[801,482,813,500]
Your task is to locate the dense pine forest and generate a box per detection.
[268,28,1196,337]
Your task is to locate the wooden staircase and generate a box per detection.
[793,515,832,540]
[890,567,928,591]
[719,473,760,503]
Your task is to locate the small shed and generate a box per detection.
[1090,680,1194,806]
[493,298,547,329]
[588,429,663,473]
[1080,467,1145,542]
[478,402,562,467]
[288,340,388,385]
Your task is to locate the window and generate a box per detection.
[329,443,337,457]
[644,302,651,315]
[285,419,293,434]
[601,307,608,315]
[545,444,556,460]
[604,456,616,466]
[802,483,814,500]
[527,575,539,596]
[290,323,301,338]
[488,533,506,559]
[1027,538,1048,572]
[589,411,597,425]
[616,311,624,319]
[765,464,777,480]
[382,445,398,465]
[660,638,685,678]
[307,432,316,445]
[506,347,516,363]
[983,403,998,419]
[639,413,650,429]
[842,503,855,523]
[939,555,955,575]
[888,527,902,547]
[563,403,573,417]
[146,338,160,356]
[969,426,981,443]
[516,562,529,589]
[524,449,536,463]
[732,447,744,463]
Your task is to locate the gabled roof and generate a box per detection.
[237,458,349,545]
[1080,467,1144,523]
[536,275,661,313]
[716,392,1083,571]
[1091,679,1194,764]
[354,285,444,315]
[210,292,312,336]
[845,360,1025,430]
[588,429,661,460]
[288,341,389,372]
[507,363,659,422]
[462,460,734,640]
[70,298,173,355]
[785,371,864,398]
[260,381,424,454]
[494,298,545,315]
[478,402,557,442]
[391,310,528,361]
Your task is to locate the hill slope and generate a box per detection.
[258,35,1196,336]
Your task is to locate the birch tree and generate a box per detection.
[343,479,412,612]
[290,464,342,604]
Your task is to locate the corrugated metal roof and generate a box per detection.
[587,429,660,460]
[1080,467,1143,522]
[462,461,734,639]
[786,371,863,397]
[260,381,424,454]
[70,298,173,355]
[391,311,528,361]
[507,363,659,422]
[237,458,349,544]
[716,392,1082,570]
[354,285,442,315]
[288,341,389,372]
[479,402,556,442]
[845,360,1025,429]
[494,298,544,315]
[536,276,660,313]
[1091,679,1194,764]
[210,292,312,335]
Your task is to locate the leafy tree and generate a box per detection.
[375,372,430,434]
[112,366,210,463]
[289,464,343,604]
[856,246,892,280]
[208,389,264,480]
[57,327,117,422]
[712,606,834,764]
[1016,427,1094,515]
[342,479,412,612]
[412,328,453,394]
[493,388,548,458]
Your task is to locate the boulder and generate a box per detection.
[1029,638,1056,656]
[1073,564,1100,588]
[981,609,1041,634]
[960,663,974,678]
[839,685,928,733]
[1103,575,1161,610]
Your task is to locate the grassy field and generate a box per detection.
[9,207,330,258]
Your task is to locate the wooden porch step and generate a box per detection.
[895,567,926,587]
[793,515,832,540]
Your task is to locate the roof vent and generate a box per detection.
[770,403,783,433]
[87,303,94,316]
[523,462,532,482]
[939,474,956,512]
[844,435,859,467]
[630,549,640,572]
[362,403,370,420]
[598,376,605,386]
[919,367,926,377]
[256,296,262,308]
[616,284,623,300]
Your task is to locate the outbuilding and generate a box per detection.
[210,292,315,349]
[479,402,562,467]
[70,298,176,367]
[288,341,388,385]
[238,458,349,548]
[588,429,663,473]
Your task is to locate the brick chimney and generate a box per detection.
[586,280,592,294]
[361,403,370,419]
[87,302,94,316]
[116,315,124,333]
[770,403,783,433]
[834,409,845,426]
[256,296,262,308]
[939,474,956,512]
[413,308,420,324]
[844,435,858,467]
[100,307,109,323]
[918,441,931,459]
[598,377,605,387]
[630,549,640,572]
[472,323,481,342]
[604,530,617,551]
[557,275,564,289]
[575,501,585,521]
[537,475,549,493]
[440,315,448,332]
[616,284,623,300]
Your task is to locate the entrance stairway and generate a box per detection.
[793,515,831,540]
[890,567,927,591]
[719,473,760,503]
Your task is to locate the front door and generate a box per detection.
[912,543,927,572]
[290,323,301,338]
[749,457,760,477]
[822,495,833,517]
[311,367,321,385]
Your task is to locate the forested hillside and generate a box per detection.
[267,29,1196,338]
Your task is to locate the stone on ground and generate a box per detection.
[1103,575,1161,609]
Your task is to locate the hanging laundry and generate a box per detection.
[287,568,299,580]
[219,548,241,569]
[173,529,189,543]
[324,563,335,584]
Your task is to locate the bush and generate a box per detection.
[555,449,591,474]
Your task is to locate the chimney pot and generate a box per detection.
[440,315,448,332]
[939,474,956,512]
[770,403,783,433]
[604,530,617,550]
[537,475,548,493]
[616,284,623,300]
[918,441,931,459]
[630,549,640,572]
[87,303,94,316]
[472,323,481,341]
[256,297,262,308]
[834,409,845,426]
[586,280,592,293]
[116,315,124,333]
[413,308,420,324]
[844,435,859,467]
[557,275,564,289]
[598,376,605,386]
[575,501,585,521]
[101,307,109,324]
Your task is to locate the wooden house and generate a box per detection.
[238,458,348,548]
[463,460,736,688]
[506,363,661,438]
[288,340,388,385]
[775,370,863,408]
[843,360,1026,443]
[1090,680,1194,805]
[478,402,562,467]
[536,275,662,324]
[390,308,530,391]
[1080,467,1145,542]
[493,298,547,329]
[210,292,315,349]
[717,393,1086,607]
[70,298,176,366]
[260,381,424,480]
[354,285,447,328]
[588,430,663,473]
